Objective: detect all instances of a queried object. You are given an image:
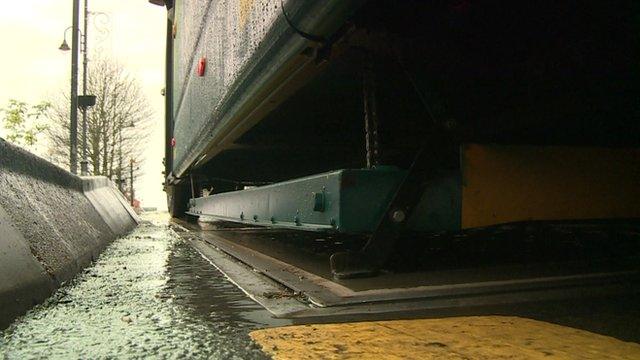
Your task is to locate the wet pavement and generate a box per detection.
[0,213,289,359]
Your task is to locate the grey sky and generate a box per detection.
[0,1,168,210]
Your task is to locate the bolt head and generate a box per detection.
[391,210,406,223]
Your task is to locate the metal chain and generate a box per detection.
[363,58,380,168]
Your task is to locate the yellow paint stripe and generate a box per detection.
[250,316,640,359]
[238,0,254,28]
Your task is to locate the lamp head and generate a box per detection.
[58,39,70,51]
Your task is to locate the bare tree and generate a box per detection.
[47,57,152,190]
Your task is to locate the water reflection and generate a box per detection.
[0,213,289,359]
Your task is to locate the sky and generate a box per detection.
[0,0,168,210]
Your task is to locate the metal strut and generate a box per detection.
[331,54,411,279]
[329,146,430,279]
[330,49,451,279]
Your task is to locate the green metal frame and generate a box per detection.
[188,168,406,233]
[188,167,462,233]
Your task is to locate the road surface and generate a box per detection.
[0,213,289,359]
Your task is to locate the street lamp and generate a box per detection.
[59,0,94,176]
[58,38,71,51]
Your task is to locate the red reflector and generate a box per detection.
[170,138,176,147]
[197,57,206,76]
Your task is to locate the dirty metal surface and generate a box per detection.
[173,219,640,319]
[171,0,362,177]
[171,222,312,317]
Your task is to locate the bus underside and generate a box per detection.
[162,0,639,297]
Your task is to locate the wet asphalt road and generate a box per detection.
[0,213,289,359]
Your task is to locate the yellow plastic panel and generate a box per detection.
[461,144,640,229]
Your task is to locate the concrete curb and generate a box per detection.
[0,139,138,329]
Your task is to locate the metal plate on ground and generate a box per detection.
[172,219,640,319]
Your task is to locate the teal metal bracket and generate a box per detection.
[187,168,406,233]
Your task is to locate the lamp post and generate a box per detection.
[129,158,135,207]
[68,0,79,174]
[80,0,89,176]
[59,0,93,175]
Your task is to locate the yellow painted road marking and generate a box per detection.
[251,316,640,359]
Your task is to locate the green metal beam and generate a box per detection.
[188,168,406,233]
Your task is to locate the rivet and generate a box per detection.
[313,191,325,212]
[391,209,406,223]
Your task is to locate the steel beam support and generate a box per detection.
[188,168,406,233]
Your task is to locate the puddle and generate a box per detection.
[0,213,290,359]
